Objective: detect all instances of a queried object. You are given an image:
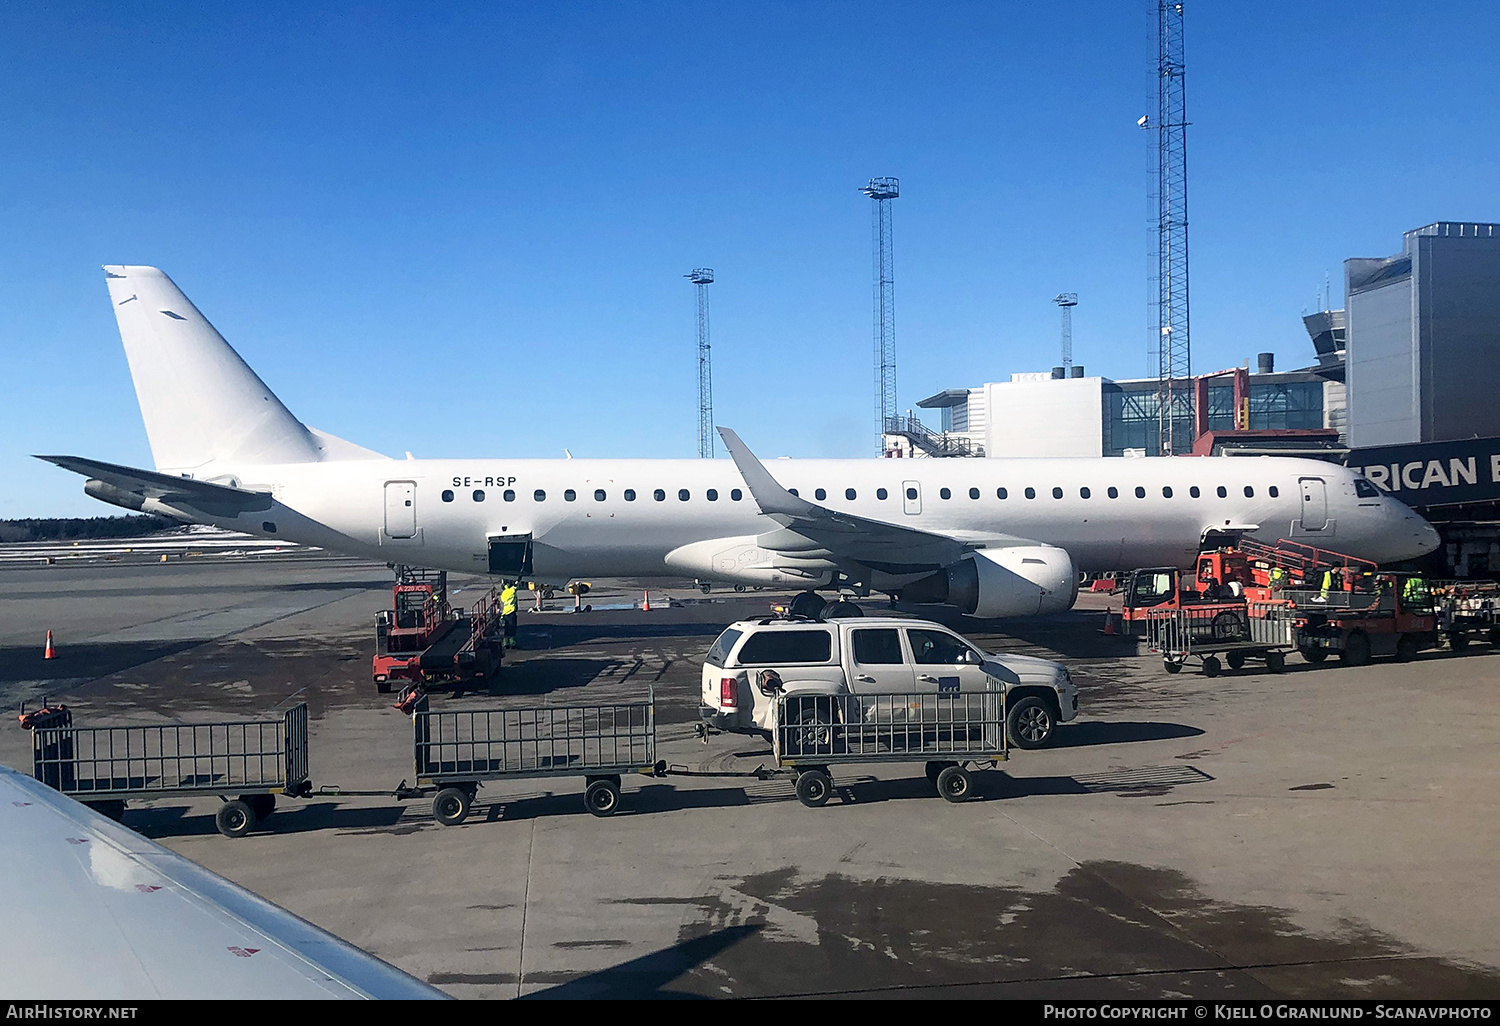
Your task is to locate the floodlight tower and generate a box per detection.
[1153,1,1191,454]
[686,268,715,458]
[862,176,899,452]
[1053,293,1078,374]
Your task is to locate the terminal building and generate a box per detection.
[884,222,1500,577]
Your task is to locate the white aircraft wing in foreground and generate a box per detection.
[0,764,446,1000]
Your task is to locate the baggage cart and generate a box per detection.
[411,691,660,824]
[1145,602,1295,676]
[770,686,1008,807]
[25,702,311,838]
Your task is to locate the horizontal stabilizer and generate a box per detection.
[35,455,274,516]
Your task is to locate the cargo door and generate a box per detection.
[487,535,534,577]
[384,481,417,539]
[902,480,922,516]
[1298,477,1328,532]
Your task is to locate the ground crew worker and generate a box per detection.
[1318,568,1333,602]
[501,582,519,648]
[1269,566,1287,594]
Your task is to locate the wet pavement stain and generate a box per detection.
[626,861,1500,999]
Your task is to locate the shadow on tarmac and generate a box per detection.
[0,640,205,684]
[519,924,763,999]
[1049,720,1204,748]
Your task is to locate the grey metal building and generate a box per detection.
[1345,222,1500,447]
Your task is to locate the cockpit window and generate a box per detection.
[1354,479,1381,498]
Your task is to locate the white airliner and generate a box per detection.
[0,763,445,999]
[40,266,1439,619]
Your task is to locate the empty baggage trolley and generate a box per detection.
[411,692,659,824]
[24,701,311,838]
[772,686,1008,807]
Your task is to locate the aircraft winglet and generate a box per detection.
[716,427,817,519]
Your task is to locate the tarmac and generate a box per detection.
[2,549,1499,999]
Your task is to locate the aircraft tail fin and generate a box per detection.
[102,266,368,472]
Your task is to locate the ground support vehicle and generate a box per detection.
[1432,580,1500,651]
[410,692,661,824]
[373,570,505,694]
[769,687,1008,807]
[699,615,1077,750]
[22,701,311,837]
[1285,582,1438,666]
[1143,602,1296,676]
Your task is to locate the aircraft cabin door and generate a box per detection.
[902,480,922,516]
[1298,477,1328,532]
[384,481,417,539]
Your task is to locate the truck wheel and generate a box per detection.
[935,765,972,803]
[1300,646,1328,664]
[432,787,472,826]
[1006,697,1054,750]
[786,703,834,756]
[1212,611,1246,641]
[1226,651,1246,670]
[215,800,254,838]
[795,769,833,808]
[1201,656,1221,677]
[246,795,275,821]
[1396,634,1420,662]
[1341,632,1371,667]
[1265,651,1286,674]
[1449,631,1471,652]
[925,761,954,787]
[1163,659,1182,674]
[584,779,621,817]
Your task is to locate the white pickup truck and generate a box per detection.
[699,616,1079,749]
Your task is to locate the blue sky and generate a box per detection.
[4,1,1498,516]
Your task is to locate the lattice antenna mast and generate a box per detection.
[1053,293,1078,374]
[1154,1,1190,454]
[862,177,899,452]
[687,268,715,458]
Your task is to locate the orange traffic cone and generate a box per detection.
[1102,606,1116,636]
[44,631,55,659]
[641,590,652,612]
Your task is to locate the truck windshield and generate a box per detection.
[1126,571,1175,609]
[706,628,743,666]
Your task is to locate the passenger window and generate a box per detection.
[1189,486,1200,498]
[441,490,454,502]
[790,488,799,497]
[564,489,576,502]
[1244,486,1255,498]
[1108,487,1119,498]
[1217,486,1227,498]
[735,629,833,664]
[877,487,888,500]
[731,488,743,501]
[473,489,485,502]
[997,487,1008,499]
[678,489,690,501]
[706,627,743,666]
[533,489,545,502]
[815,488,827,501]
[503,489,516,502]
[1269,485,1279,497]
[1162,486,1173,498]
[1080,487,1091,499]
[1135,486,1146,498]
[707,488,718,501]
[905,487,917,500]
[906,628,972,665]
[624,489,635,501]
[1025,487,1036,499]
[969,487,980,500]
[940,487,952,499]
[1052,487,1063,499]
[846,488,857,500]
[1354,479,1380,498]
[594,489,606,501]
[654,489,666,501]
[852,628,904,665]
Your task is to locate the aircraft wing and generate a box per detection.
[0,764,446,1000]
[718,427,974,573]
[35,454,274,515]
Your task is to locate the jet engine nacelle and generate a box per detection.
[905,545,1078,618]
